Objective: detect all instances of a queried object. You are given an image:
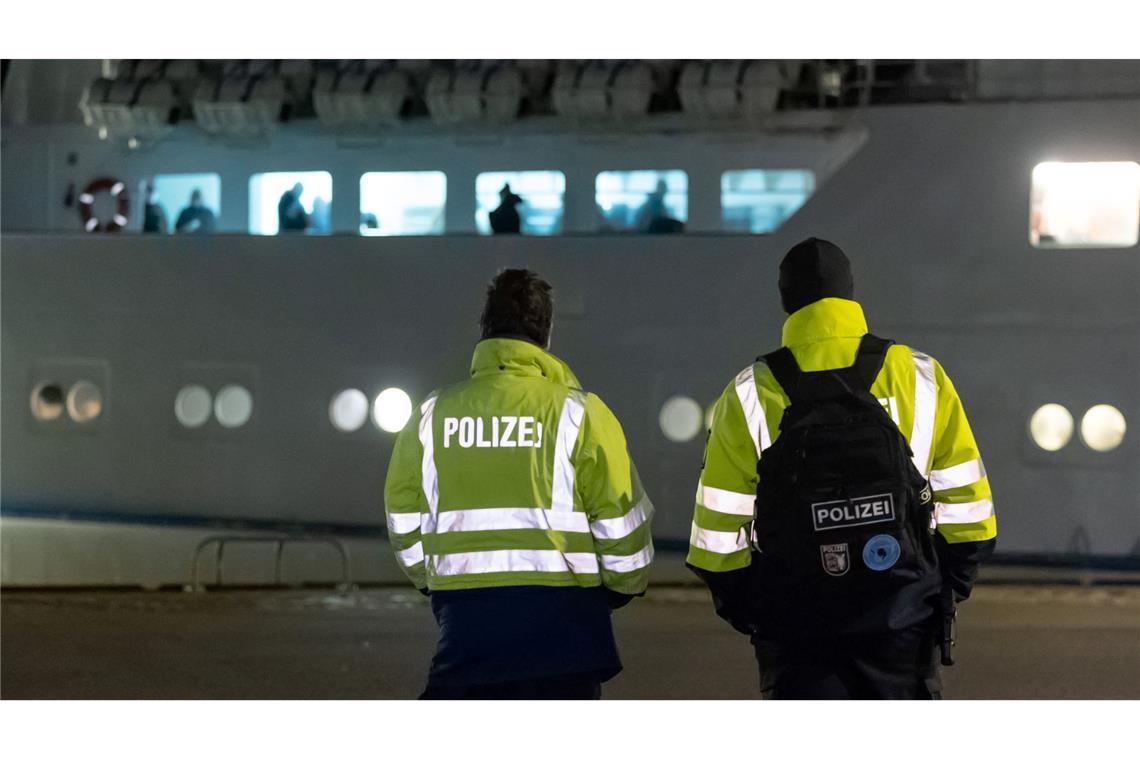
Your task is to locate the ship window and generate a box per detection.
[142,173,221,234]
[359,172,446,236]
[1030,162,1140,248]
[721,170,815,233]
[249,171,333,235]
[475,171,566,235]
[595,170,688,233]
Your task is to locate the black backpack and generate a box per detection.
[749,334,940,638]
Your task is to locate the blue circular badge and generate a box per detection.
[863,534,901,571]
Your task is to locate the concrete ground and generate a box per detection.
[2,584,1138,699]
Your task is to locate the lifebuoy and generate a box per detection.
[78,177,130,233]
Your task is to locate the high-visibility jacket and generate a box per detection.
[384,337,654,595]
[688,298,996,602]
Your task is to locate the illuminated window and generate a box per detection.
[249,171,333,235]
[596,170,688,233]
[359,172,446,236]
[66,380,104,423]
[142,173,221,234]
[373,387,413,433]
[1029,403,1074,451]
[475,171,565,235]
[330,389,370,432]
[721,170,815,233]
[30,382,65,422]
[1030,162,1140,248]
[1080,405,1126,452]
[175,385,213,428]
[659,395,703,442]
[214,384,254,428]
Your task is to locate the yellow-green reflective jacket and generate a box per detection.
[688,298,997,574]
[385,338,654,593]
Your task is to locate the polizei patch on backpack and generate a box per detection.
[811,493,895,532]
[819,543,850,576]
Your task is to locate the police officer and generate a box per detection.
[688,238,996,699]
[385,268,654,699]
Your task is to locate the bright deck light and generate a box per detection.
[373,388,413,433]
[214,384,253,429]
[330,389,370,432]
[66,380,104,423]
[175,385,212,428]
[1029,403,1074,451]
[1080,404,1126,452]
[659,395,703,442]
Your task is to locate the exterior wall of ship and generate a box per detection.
[2,99,1138,586]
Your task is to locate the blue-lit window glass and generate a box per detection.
[476,171,565,235]
[595,170,688,233]
[142,173,221,233]
[248,171,333,235]
[721,170,815,233]
[360,172,447,236]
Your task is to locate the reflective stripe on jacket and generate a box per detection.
[385,337,654,593]
[688,297,997,574]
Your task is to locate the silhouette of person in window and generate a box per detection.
[278,183,310,233]
[636,179,683,234]
[142,183,168,234]
[175,189,217,234]
[309,196,331,234]
[489,183,524,235]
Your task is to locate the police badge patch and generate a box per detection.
[820,543,850,577]
[862,534,901,571]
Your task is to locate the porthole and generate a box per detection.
[330,389,370,432]
[1079,405,1126,452]
[214,384,253,429]
[1028,403,1074,452]
[30,382,65,422]
[659,395,703,443]
[175,385,213,428]
[372,388,413,433]
[66,380,104,423]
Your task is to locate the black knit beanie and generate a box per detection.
[778,237,855,314]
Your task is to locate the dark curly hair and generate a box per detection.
[479,268,554,347]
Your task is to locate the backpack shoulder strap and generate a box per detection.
[760,347,801,400]
[851,334,894,390]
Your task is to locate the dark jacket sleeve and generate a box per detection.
[935,533,996,604]
[687,563,755,635]
[605,589,640,610]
